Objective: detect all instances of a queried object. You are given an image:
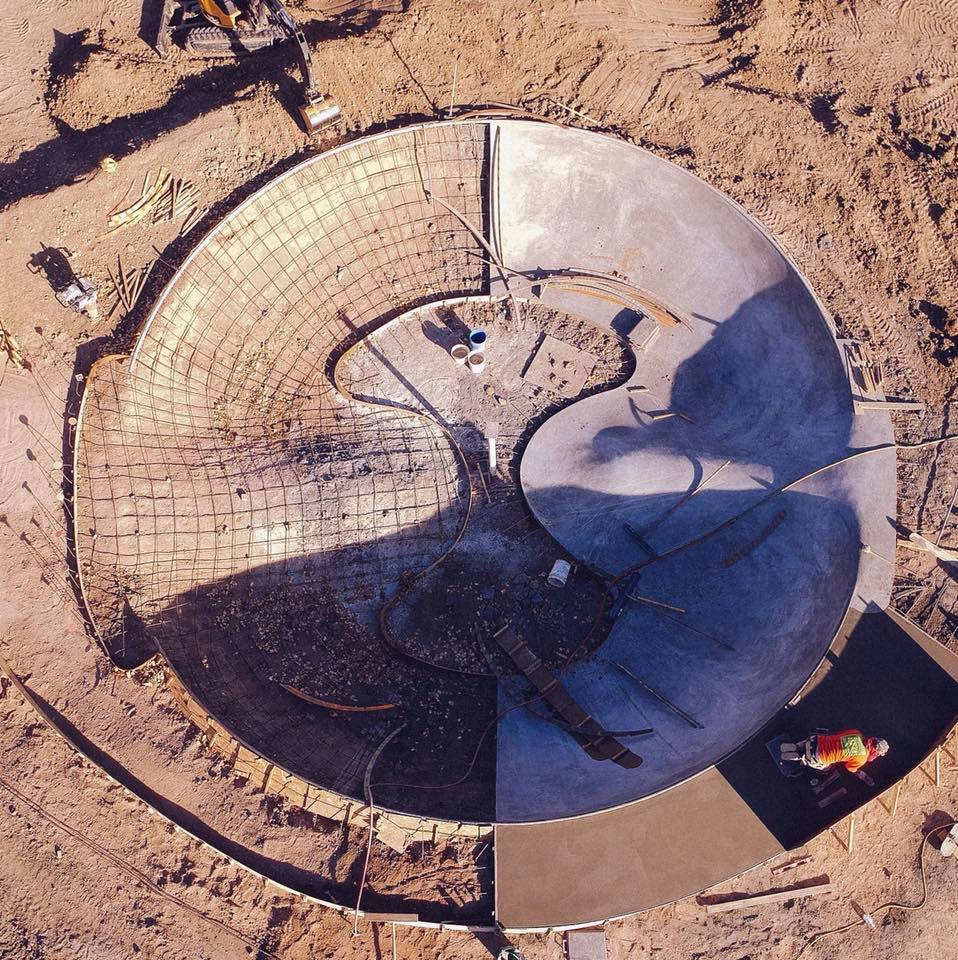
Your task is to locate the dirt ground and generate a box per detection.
[2,0,958,958]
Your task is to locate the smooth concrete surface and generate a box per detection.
[495,121,895,820]
[494,609,958,929]
[494,766,784,930]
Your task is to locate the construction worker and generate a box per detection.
[780,730,889,773]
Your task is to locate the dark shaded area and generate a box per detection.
[610,307,642,339]
[7,674,491,922]
[913,298,957,365]
[125,546,501,822]
[49,29,106,85]
[0,15,391,211]
[808,93,843,134]
[28,245,77,293]
[718,608,958,849]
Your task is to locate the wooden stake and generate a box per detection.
[770,855,811,876]
[920,754,938,786]
[474,463,491,504]
[625,592,686,614]
[105,262,125,312]
[942,728,957,765]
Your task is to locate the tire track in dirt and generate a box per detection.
[900,76,958,124]
[571,0,744,120]
[900,0,958,39]
[883,149,958,319]
[746,190,805,248]
[5,16,30,39]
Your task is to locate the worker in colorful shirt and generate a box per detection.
[780,730,889,773]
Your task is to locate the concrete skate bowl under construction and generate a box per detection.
[73,118,958,928]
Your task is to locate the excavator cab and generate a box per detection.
[196,0,242,30]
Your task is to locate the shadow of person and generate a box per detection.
[421,306,472,350]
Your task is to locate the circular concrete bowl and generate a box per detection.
[73,119,895,828]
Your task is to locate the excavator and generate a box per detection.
[155,0,341,133]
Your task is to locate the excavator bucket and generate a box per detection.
[298,95,341,135]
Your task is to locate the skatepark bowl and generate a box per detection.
[73,118,958,929]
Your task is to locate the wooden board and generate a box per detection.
[703,882,833,914]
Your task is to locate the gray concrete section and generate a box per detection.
[494,767,784,930]
[494,121,896,821]
[495,610,958,930]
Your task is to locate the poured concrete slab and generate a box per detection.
[494,766,784,930]
[492,121,895,821]
[494,609,958,930]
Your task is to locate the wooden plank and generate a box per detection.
[770,855,811,876]
[704,882,833,914]
[853,399,924,412]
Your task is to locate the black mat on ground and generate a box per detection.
[718,608,958,849]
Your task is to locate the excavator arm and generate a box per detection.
[153,0,341,133]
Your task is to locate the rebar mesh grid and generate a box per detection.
[73,123,500,819]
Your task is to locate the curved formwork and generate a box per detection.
[71,118,958,926]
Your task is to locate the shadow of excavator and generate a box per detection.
[72,278,886,826]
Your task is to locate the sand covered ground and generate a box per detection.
[1,0,957,957]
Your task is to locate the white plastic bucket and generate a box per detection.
[468,351,486,375]
[548,559,572,587]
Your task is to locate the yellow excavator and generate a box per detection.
[155,0,341,133]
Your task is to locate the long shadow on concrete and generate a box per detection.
[718,607,958,849]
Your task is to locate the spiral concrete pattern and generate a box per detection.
[74,119,900,842]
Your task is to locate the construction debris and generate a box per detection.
[900,531,958,565]
[0,321,24,369]
[107,257,153,316]
[496,627,645,767]
[841,339,924,413]
[179,205,206,237]
[105,169,173,233]
[770,855,813,876]
[152,177,202,224]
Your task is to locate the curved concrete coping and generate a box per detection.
[493,119,896,821]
